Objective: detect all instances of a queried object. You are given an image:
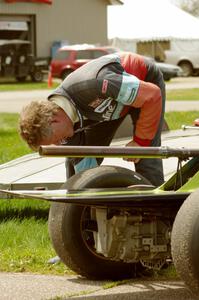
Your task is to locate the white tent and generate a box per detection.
[108,0,199,41]
[108,0,199,64]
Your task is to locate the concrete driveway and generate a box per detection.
[0,88,198,113]
[0,89,50,113]
[0,77,199,113]
[0,272,194,300]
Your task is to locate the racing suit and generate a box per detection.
[48,52,165,186]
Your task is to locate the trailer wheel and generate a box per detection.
[171,189,199,297]
[48,165,151,280]
[31,69,44,82]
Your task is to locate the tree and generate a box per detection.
[171,0,199,17]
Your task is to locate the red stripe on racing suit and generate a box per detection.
[119,52,162,146]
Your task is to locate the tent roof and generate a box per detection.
[108,0,199,41]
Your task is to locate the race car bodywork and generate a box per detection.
[1,145,199,298]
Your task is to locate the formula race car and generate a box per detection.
[1,145,199,298]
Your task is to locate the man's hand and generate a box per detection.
[124,140,141,163]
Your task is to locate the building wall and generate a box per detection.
[0,0,109,57]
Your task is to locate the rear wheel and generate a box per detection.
[162,74,171,81]
[171,189,199,298]
[48,165,151,280]
[31,69,44,82]
[179,61,193,77]
[61,69,72,80]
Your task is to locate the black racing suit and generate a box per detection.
[48,52,165,186]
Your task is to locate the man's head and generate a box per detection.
[19,100,74,150]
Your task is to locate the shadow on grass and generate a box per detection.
[0,207,49,221]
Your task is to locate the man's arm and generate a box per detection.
[97,65,162,146]
[131,80,162,146]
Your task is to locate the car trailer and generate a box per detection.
[1,145,199,298]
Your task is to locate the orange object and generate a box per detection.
[48,67,53,88]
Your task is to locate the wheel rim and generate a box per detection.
[34,72,42,81]
[80,206,110,260]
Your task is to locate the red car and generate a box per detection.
[50,44,118,79]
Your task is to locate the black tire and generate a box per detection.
[61,69,72,80]
[31,69,44,82]
[171,189,199,298]
[178,61,193,77]
[48,165,151,280]
[162,74,171,81]
[16,76,27,82]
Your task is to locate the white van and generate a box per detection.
[164,40,199,76]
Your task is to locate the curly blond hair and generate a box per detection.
[19,101,59,151]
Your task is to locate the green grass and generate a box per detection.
[0,114,31,164]
[166,88,199,101]
[0,111,198,275]
[0,81,59,92]
[0,217,71,275]
[0,113,72,275]
[0,80,199,101]
[165,111,199,130]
